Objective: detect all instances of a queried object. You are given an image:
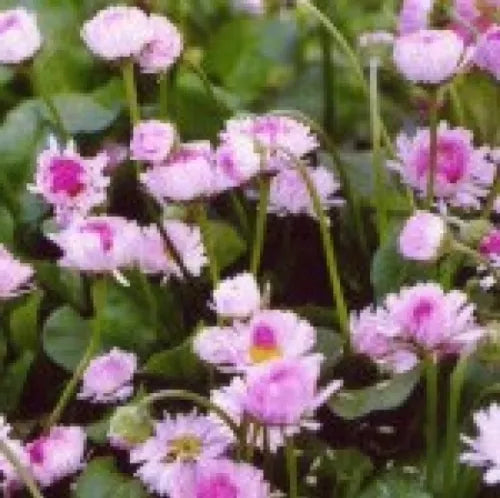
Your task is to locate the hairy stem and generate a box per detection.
[250,177,271,276]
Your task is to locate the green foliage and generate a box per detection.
[9,290,43,353]
[0,351,34,413]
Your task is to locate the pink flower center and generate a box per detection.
[49,157,86,197]
[0,14,18,34]
[27,439,46,465]
[417,139,467,185]
[250,324,281,363]
[84,222,114,252]
[197,474,238,498]
[480,231,500,256]
[412,299,434,327]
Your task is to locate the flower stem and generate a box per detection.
[285,436,298,498]
[369,56,388,242]
[140,389,240,441]
[424,356,438,491]
[44,278,106,430]
[0,439,44,498]
[426,88,440,209]
[250,176,271,276]
[444,355,469,498]
[196,203,219,286]
[318,0,334,133]
[297,161,350,344]
[122,59,140,125]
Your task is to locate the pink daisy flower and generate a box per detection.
[81,6,152,61]
[78,348,137,404]
[243,354,343,427]
[221,115,319,171]
[398,211,447,261]
[0,244,34,299]
[49,216,140,273]
[393,29,465,84]
[30,137,109,226]
[26,426,86,488]
[137,220,207,278]
[130,412,232,497]
[140,141,216,202]
[398,0,434,34]
[474,24,500,80]
[461,403,500,485]
[0,8,42,64]
[137,14,182,74]
[130,120,176,163]
[212,272,262,320]
[389,122,495,208]
[186,458,271,498]
[268,165,343,218]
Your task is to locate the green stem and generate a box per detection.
[40,94,68,142]
[297,161,350,344]
[44,278,106,430]
[318,0,334,133]
[482,170,500,219]
[285,437,298,498]
[250,177,271,276]
[369,57,388,242]
[0,439,44,498]
[424,356,438,491]
[426,88,440,209]
[299,0,394,156]
[230,191,251,240]
[449,82,466,128]
[140,389,240,440]
[122,59,140,125]
[444,355,469,498]
[196,203,219,285]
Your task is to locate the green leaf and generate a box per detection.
[74,457,147,498]
[144,337,205,382]
[86,414,112,445]
[10,290,43,353]
[0,205,14,246]
[49,93,120,134]
[208,220,246,270]
[42,306,91,372]
[328,367,421,420]
[316,328,344,371]
[0,351,34,413]
[359,469,430,498]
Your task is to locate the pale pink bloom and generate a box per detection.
[214,134,261,192]
[233,310,317,367]
[243,355,343,426]
[0,416,29,493]
[49,216,140,273]
[30,137,109,225]
[138,14,182,74]
[221,115,319,171]
[0,8,42,64]
[185,458,271,498]
[268,165,343,218]
[474,25,500,80]
[26,426,86,488]
[350,307,419,373]
[385,283,484,358]
[0,244,34,299]
[461,403,500,485]
[140,141,216,202]
[393,29,465,84]
[398,211,447,261]
[81,6,152,61]
[78,348,137,404]
[193,326,243,368]
[479,229,500,267]
[398,0,434,34]
[212,272,262,320]
[130,412,231,497]
[233,0,266,15]
[130,120,176,163]
[389,122,495,208]
[137,221,207,278]
[210,377,302,452]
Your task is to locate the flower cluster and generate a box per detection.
[351,283,484,372]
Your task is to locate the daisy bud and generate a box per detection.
[398,211,447,262]
[459,219,493,247]
[397,0,434,34]
[393,29,465,84]
[108,404,153,449]
[130,120,176,163]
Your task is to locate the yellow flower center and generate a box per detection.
[167,435,202,462]
[249,345,282,364]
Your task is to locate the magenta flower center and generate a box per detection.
[480,231,500,256]
[49,157,86,197]
[250,324,281,363]
[0,14,18,34]
[412,299,434,327]
[197,474,238,498]
[84,222,114,252]
[417,139,467,185]
[28,439,46,465]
